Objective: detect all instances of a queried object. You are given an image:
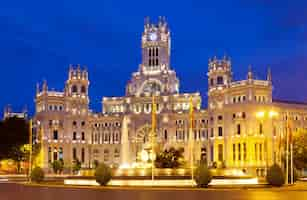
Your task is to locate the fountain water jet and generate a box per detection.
[120,116,131,169]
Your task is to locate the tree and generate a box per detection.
[9,145,29,173]
[292,129,307,170]
[154,147,185,168]
[0,117,29,160]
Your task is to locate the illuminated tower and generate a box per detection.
[125,16,179,96]
[207,56,232,110]
[64,65,90,115]
[141,16,170,72]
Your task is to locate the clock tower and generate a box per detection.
[125,16,179,96]
[141,16,170,73]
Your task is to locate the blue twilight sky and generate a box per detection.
[0,0,307,116]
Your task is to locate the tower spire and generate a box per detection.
[247,65,253,80]
[267,67,272,83]
[42,80,48,92]
[36,82,40,95]
[144,16,150,26]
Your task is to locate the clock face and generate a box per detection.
[149,32,157,41]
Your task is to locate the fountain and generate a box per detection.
[120,116,131,169]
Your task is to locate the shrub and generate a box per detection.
[195,163,212,188]
[30,167,45,183]
[72,159,82,174]
[266,164,285,187]
[95,163,112,186]
[51,160,64,174]
[154,147,185,168]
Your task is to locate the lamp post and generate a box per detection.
[28,119,33,182]
[189,97,194,186]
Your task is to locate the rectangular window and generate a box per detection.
[48,147,52,163]
[255,143,258,161]
[217,76,224,85]
[238,143,241,161]
[59,147,63,160]
[53,130,58,140]
[259,144,262,161]
[218,144,223,162]
[73,148,77,160]
[218,126,223,137]
[81,132,85,140]
[81,148,85,163]
[210,145,214,162]
[237,124,241,135]
[259,123,263,134]
[73,132,77,140]
[233,144,236,162]
[202,130,206,139]
[210,128,214,137]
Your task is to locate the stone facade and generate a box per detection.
[34,17,307,176]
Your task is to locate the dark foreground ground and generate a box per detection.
[0,182,306,200]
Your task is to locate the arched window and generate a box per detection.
[149,48,151,57]
[156,58,158,65]
[81,85,86,94]
[156,48,158,57]
[72,85,78,93]
[217,76,224,85]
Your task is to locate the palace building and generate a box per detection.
[34,17,307,176]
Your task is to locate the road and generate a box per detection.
[0,182,306,200]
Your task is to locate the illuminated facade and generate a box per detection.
[34,17,307,176]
